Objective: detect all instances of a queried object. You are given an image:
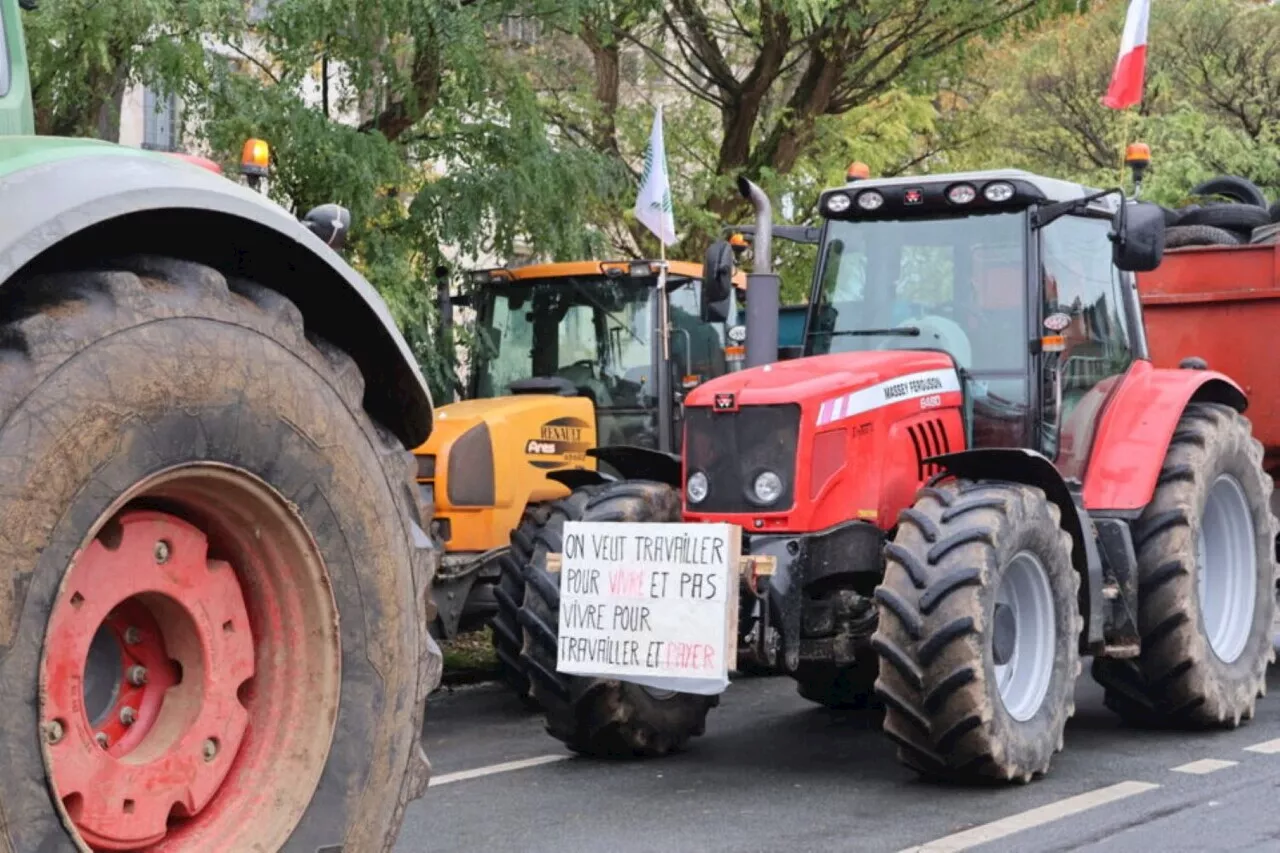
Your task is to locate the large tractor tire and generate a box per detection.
[872,480,1081,783]
[0,257,438,852]
[490,503,553,708]
[1092,402,1276,728]
[519,481,718,757]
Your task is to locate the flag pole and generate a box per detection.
[656,227,672,451]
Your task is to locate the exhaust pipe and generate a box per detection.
[737,176,779,369]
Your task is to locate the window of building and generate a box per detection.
[142,87,181,152]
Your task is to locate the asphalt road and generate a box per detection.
[396,662,1280,853]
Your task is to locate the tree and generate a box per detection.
[518,0,1077,293]
[954,0,1280,206]
[22,0,238,139]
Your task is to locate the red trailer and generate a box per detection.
[1137,240,1280,509]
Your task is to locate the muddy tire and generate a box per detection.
[519,481,718,757]
[1092,403,1276,728]
[491,503,553,708]
[872,480,1080,783]
[0,258,438,852]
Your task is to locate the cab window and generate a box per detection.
[1039,214,1134,458]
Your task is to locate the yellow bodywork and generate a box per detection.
[414,394,598,554]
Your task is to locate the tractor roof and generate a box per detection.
[820,168,1118,215]
[474,259,748,289]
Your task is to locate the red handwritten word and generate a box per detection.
[664,642,715,671]
[607,568,645,597]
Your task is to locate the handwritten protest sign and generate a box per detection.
[555,521,739,696]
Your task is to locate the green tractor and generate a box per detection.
[0,2,439,849]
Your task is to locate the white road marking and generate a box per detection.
[896,780,1159,853]
[1171,759,1238,775]
[429,754,570,787]
[1244,738,1280,755]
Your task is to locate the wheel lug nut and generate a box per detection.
[127,665,148,686]
[202,739,218,762]
[95,732,109,749]
[120,706,137,726]
[124,626,141,645]
[43,720,64,745]
[154,540,170,564]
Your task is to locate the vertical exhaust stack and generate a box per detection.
[738,176,780,369]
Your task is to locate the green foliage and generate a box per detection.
[23,0,240,138]
[33,0,1280,396]
[957,0,1280,207]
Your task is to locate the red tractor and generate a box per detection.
[511,169,1276,783]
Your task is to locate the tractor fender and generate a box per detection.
[0,151,432,448]
[929,448,1105,649]
[588,445,683,486]
[546,468,617,490]
[1082,360,1245,513]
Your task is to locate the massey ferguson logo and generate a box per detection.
[713,393,736,411]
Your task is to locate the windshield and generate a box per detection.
[809,211,1027,377]
[471,274,729,448]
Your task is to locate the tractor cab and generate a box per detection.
[799,170,1160,459]
[465,260,740,451]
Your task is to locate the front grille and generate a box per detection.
[685,404,800,513]
[906,417,952,480]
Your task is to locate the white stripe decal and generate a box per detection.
[815,368,962,426]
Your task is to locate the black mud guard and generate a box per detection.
[545,468,617,490]
[927,448,1106,652]
[587,445,683,486]
[0,153,432,449]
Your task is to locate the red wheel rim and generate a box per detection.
[39,466,341,852]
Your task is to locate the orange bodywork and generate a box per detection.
[1136,241,1280,472]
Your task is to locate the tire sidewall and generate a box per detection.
[0,314,419,852]
[1181,429,1274,684]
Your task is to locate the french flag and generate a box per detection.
[1102,0,1150,110]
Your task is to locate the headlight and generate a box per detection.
[825,192,852,214]
[983,181,1015,202]
[856,190,884,211]
[947,183,977,205]
[752,471,783,505]
[687,471,709,504]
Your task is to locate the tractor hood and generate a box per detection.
[686,349,960,413]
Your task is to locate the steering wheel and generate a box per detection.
[557,359,598,382]
[875,314,973,371]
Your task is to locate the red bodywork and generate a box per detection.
[683,350,965,534]
[1078,360,1243,511]
[1136,242,1280,475]
[165,152,224,175]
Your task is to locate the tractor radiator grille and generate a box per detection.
[907,418,952,481]
[684,404,800,513]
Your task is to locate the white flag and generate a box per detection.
[634,106,677,246]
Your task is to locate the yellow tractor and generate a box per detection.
[416,258,744,695]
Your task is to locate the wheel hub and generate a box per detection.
[992,603,1017,666]
[41,511,255,850]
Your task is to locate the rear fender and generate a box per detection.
[1082,360,1246,513]
[929,448,1105,651]
[0,153,432,448]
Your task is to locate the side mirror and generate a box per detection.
[303,204,352,251]
[701,238,735,323]
[1112,201,1165,272]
